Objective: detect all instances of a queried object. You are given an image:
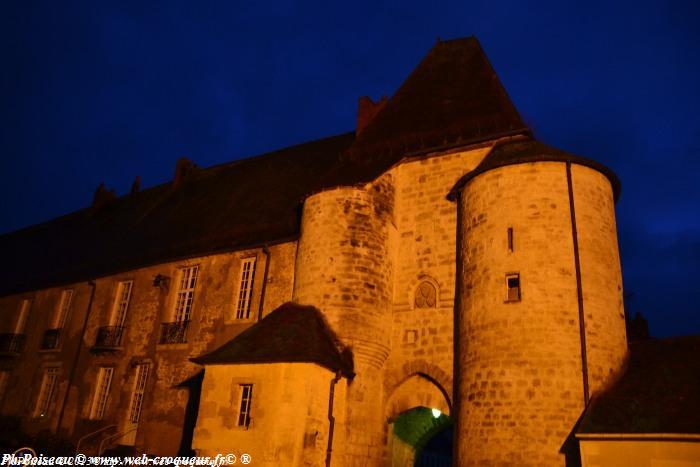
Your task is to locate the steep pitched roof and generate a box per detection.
[578,336,700,435]
[345,37,529,165]
[191,302,354,377]
[0,133,354,296]
[447,136,621,201]
[0,36,531,296]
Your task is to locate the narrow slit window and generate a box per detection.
[235,258,257,320]
[237,384,253,428]
[506,273,521,302]
[508,227,514,252]
[34,367,59,418]
[89,367,114,420]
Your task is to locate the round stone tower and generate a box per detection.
[293,174,395,466]
[448,138,627,466]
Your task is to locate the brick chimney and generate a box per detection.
[92,182,116,210]
[357,96,387,136]
[130,176,141,195]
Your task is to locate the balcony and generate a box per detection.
[41,328,61,350]
[91,326,125,352]
[159,321,189,345]
[0,333,25,356]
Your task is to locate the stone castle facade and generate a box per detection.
[0,37,634,466]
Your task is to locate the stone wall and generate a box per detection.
[571,165,628,396]
[454,161,627,466]
[384,147,490,409]
[294,175,395,466]
[0,241,297,455]
[193,362,344,466]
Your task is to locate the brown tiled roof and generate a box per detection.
[191,302,354,377]
[447,136,622,201]
[578,336,700,434]
[0,36,532,296]
[344,36,529,164]
[0,133,356,296]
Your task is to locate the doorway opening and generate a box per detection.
[388,407,452,466]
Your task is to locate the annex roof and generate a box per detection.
[578,336,700,435]
[191,302,354,378]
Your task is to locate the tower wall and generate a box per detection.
[454,161,626,466]
[570,164,628,395]
[293,174,395,466]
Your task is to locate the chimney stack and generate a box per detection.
[130,176,141,195]
[356,96,387,136]
[92,182,116,210]
[172,158,198,190]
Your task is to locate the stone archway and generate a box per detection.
[385,374,452,467]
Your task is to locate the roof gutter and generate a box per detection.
[325,371,342,467]
[56,279,96,434]
[257,246,271,321]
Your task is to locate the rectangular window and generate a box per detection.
[54,290,73,328]
[15,299,32,335]
[174,266,198,322]
[506,273,521,302]
[89,367,114,420]
[34,367,59,418]
[235,258,256,320]
[128,363,149,424]
[111,281,133,327]
[237,384,253,428]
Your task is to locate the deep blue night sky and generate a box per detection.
[1,1,698,337]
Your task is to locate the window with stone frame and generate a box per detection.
[414,281,437,308]
[174,266,199,322]
[235,257,257,320]
[33,367,59,418]
[54,290,73,328]
[237,384,253,428]
[89,367,114,420]
[506,273,521,302]
[111,281,133,327]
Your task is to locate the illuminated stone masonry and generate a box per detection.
[1,36,697,467]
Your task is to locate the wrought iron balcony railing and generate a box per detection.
[41,328,61,350]
[159,320,189,344]
[92,326,125,350]
[0,333,25,355]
